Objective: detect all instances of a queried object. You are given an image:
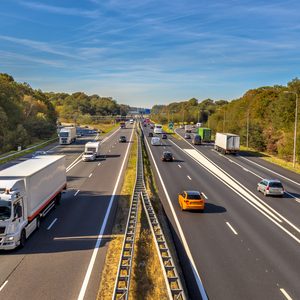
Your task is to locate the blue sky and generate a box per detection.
[0,0,300,107]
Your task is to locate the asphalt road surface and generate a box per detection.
[0,124,135,300]
[142,124,300,300]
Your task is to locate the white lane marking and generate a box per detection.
[98,162,101,166]
[240,156,300,187]
[74,190,80,196]
[108,150,111,153]
[163,146,166,149]
[48,145,60,151]
[0,280,8,292]
[143,133,208,300]
[47,218,58,230]
[66,128,120,173]
[171,138,300,243]
[89,173,92,178]
[242,167,249,172]
[77,126,134,300]
[178,164,182,168]
[187,175,192,180]
[280,288,293,300]
[295,198,300,203]
[226,222,238,235]
[202,192,208,200]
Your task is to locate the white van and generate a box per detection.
[129,119,134,124]
[151,137,161,146]
[154,124,163,134]
[82,141,101,161]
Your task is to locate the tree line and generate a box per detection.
[0,73,129,154]
[151,78,300,162]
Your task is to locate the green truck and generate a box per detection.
[197,128,211,142]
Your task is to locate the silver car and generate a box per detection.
[257,179,284,197]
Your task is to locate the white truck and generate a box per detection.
[82,141,101,161]
[214,133,240,154]
[0,155,66,250]
[185,125,192,133]
[59,127,76,145]
[154,124,163,134]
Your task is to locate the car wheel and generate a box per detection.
[257,186,260,192]
[263,190,267,197]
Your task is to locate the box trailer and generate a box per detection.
[59,127,76,145]
[184,125,192,133]
[0,156,66,249]
[198,128,211,142]
[214,133,240,154]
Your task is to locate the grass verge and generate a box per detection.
[240,145,300,174]
[97,133,137,299]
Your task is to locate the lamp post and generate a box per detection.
[284,91,298,167]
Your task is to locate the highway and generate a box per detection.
[0,124,135,300]
[142,124,300,300]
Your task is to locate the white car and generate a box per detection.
[151,137,161,146]
[129,119,134,124]
[82,151,96,161]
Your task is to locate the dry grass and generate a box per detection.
[97,134,137,300]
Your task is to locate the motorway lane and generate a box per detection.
[142,125,300,300]
[0,125,134,300]
[175,128,300,230]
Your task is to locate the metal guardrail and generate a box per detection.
[112,126,186,299]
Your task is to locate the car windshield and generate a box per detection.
[84,152,93,155]
[269,182,283,188]
[0,200,12,220]
[59,132,69,137]
[186,193,201,200]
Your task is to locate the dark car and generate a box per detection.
[143,123,147,127]
[192,134,201,145]
[162,133,167,139]
[149,132,154,137]
[184,133,191,139]
[32,150,48,158]
[161,151,173,162]
[119,136,127,143]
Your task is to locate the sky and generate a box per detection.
[0,0,300,107]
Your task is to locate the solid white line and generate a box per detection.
[280,288,293,300]
[89,173,92,178]
[74,190,80,196]
[143,131,208,300]
[0,280,8,292]
[226,222,238,235]
[98,162,101,166]
[77,126,134,300]
[178,164,182,168]
[187,175,192,180]
[47,218,58,230]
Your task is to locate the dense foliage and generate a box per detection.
[0,73,129,154]
[151,78,300,162]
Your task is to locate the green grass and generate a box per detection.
[240,145,300,174]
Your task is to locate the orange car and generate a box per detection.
[178,190,205,211]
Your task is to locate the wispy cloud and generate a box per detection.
[20,1,99,18]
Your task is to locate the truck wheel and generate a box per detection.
[55,193,61,206]
[19,230,26,248]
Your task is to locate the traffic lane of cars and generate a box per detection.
[176,134,300,229]
[0,126,134,300]
[144,129,300,300]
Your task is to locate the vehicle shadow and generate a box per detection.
[102,154,121,159]
[186,202,226,214]
[284,192,300,199]
[0,194,130,255]
[238,150,269,158]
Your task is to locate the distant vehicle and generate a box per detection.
[82,141,101,161]
[184,133,191,139]
[198,128,211,142]
[162,133,167,139]
[0,155,66,249]
[143,123,147,127]
[120,122,126,129]
[154,124,163,134]
[59,127,76,145]
[214,133,240,154]
[185,125,192,133]
[32,150,48,158]
[192,134,201,145]
[129,119,134,124]
[161,151,173,162]
[84,125,89,128]
[179,125,184,129]
[196,123,202,127]
[149,132,153,137]
[178,191,205,211]
[257,179,284,197]
[119,136,127,143]
[151,137,161,146]
[150,124,154,129]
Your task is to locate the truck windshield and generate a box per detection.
[84,152,94,155]
[86,148,96,152]
[0,200,12,220]
[59,132,69,137]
